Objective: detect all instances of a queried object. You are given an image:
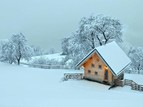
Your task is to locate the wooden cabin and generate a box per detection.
[76,41,131,85]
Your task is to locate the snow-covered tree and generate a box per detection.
[32,45,56,56]
[0,41,16,64]
[77,15,122,48]
[61,35,91,68]
[48,48,56,54]
[10,33,33,65]
[31,46,44,56]
[61,15,123,68]
[61,37,74,55]
[128,47,143,73]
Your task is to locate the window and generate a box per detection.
[105,69,108,80]
[95,72,98,75]
[98,65,102,70]
[88,70,91,74]
[91,64,95,68]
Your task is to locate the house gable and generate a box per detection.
[83,52,114,84]
[76,50,117,76]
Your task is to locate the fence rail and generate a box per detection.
[63,73,83,81]
[124,79,133,86]
[21,62,70,69]
[124,79,143,92]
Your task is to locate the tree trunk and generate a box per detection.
[138,64,140,74]
[91,32,95,49]
[96,35,102,46]
[17,59,20,65]
[102,32,108,45]
[17,56,21,65]
[18,45,21,65]
[9,61,13,64]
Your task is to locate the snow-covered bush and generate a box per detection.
[29,57,48,68]
[30,57,71,69]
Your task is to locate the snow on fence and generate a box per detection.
[63,73,83,81]
[21,63,71,69]
[114,79,124,87]
[124,79,143,92]
[124,79,133,86]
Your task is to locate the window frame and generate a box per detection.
[95,71,98,75]
[91,63,95,68]
[88,70,91,74]
[98,65,102,70]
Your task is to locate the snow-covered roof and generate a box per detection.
[76,41,131,76]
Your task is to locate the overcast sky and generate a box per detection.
[0,0,143,51]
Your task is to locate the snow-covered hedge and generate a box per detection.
[28,56,73,69]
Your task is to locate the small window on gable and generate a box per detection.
[88,70,91,74]
[95,72,98,75]
[98,65,102,70]
[91,64,95,68]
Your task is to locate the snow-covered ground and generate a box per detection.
[0,62,143,107]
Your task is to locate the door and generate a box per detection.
[104,69,108,80]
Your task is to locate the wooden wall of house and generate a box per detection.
[83,53,113,85]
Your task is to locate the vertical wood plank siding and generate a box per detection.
[83,53,113,85]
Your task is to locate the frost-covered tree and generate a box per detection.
[77,15,122,48]
[61,38,68,55]
[0,41,16,64]
[31,46,44,56]
[61,15,123,68]
[128,47,143,73]
[61,37,74,55]
[10,33,33,65]
[48,48,56,54]
[61,35,91,68]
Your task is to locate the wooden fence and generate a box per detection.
[124,79,143,92]
[63,73,83,81]
[21,62,70,69]
[124,79,133,86]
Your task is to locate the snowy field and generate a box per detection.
[0,62,143,107]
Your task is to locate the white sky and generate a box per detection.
[0,0,143,51]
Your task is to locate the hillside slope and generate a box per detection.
[0,62,142,107]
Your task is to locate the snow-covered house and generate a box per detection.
[76,41,131,85]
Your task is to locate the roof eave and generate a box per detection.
[116,62,132,77]
[75,49,96,69]
[94,49,117,76]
